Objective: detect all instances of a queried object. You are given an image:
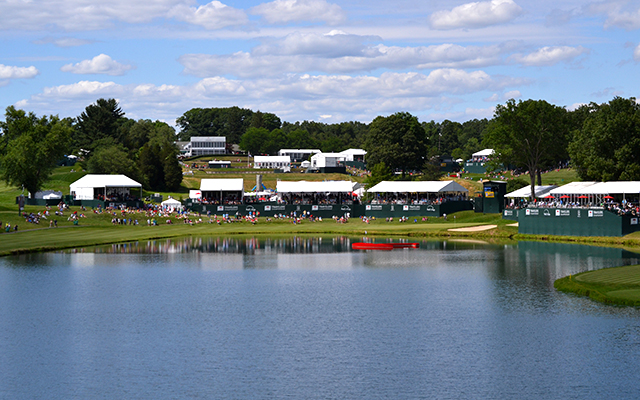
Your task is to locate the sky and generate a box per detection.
[0,0,639,127]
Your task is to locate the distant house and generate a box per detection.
[188,136,226,157]
[254,155,291,172]
[278,149,321,162]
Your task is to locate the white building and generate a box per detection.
[471,149,494,162]
[254,156,291,172]
[70,174,142,201]
[339,148,367,162]
[278,149,321,162]
[311,152,346,168]
[189,136,226,156]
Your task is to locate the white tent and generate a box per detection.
[70,174,142,200]
[200,178,244,203]
[367,180,468,194]
[505,185,557,198]
[276,180,357,193]
[161,198,183,210]
[549,181,598,195]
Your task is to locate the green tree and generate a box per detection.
[75,98,126,152]
[484,99,568,199]
[176,107,254,143]
[364,112,428,177]
[86,144,139,178]
[136,120,182,191]
[0,106,72,196]
[365,162,393,189]
[569,97,640,181]
[239,127,270,154]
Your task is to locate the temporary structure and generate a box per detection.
[70,174,142,200]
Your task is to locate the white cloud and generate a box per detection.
[635,44,640,61]
[251,0,346,25]
[510,46,588,66]
[60,54,134,76]
[33,37,95,47]
[0,64,39,79]
[429,0,523,30]
[168,1,248,29]
[179,32,519,77]
[603,7,640,30]
[19,69,524,123]
[0,0,247,31]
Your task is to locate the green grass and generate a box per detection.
[554,265,640,306]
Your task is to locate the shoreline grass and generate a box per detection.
[554,265,640,306]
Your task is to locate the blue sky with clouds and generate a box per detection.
[1,0,638,126]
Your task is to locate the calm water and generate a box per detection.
[1,237,639,399]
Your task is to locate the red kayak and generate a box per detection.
[352,242,420,250]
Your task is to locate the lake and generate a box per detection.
[1,237,639,399]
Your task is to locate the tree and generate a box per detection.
[176,107,254,143]
[135,120,183,191]
[75,98,126,152]
[484,99,568,199]
[0,106,71,196]
[365,162,393,189]
[239,127,270,154]
[364,112,428,177]
[569,97,640,181]
[86,144,139,178]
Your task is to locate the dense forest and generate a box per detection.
[1,96,639,197]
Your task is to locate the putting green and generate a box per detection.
[555,264,640,306]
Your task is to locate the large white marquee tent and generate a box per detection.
[70,174,142,200]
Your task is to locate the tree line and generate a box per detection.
[0,96,638,197]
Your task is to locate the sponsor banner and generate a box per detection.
[555,209,570,217]
[366,205,382,211]
[216,206,239,212]
[485,191,495,198]
[632,218,638,225]
[588,210,604,218]
[504,210,513,216]
[525,209,539,216]
[270,205,286,211]
[264,205,271,211]
[312,205,333,211]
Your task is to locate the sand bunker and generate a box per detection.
[448,224,498,232]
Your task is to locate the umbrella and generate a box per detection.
[578,195,589,199]
[543,195,554,199]
[560,195,570,199]
[604,195,614,199]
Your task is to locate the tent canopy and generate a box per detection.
[200,178,244,192]
[505,185,557,198]
[549,181,640,196]
[277,180,357,193]
[161,198,182,206]
[472,149,494,157]
[70,174,142,189]
[367,180,468,194]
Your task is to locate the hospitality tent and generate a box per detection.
[276,180,358,204]
[505,185,557,198]
[367,180,468,194]
[200,178,244,203]
[70,174,142,200]
[367,181,468,204]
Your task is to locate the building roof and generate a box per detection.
[191,136,225,141]
[367,180,468,193]
[505,185,558,198]
[200,178,244,192]
[70,174,142,189]
[277,180,357,193]
[254,156,291,162]
[549,181,598,195]
[340,148,367,156]
[279,149,321,153]
[581,181,640,194]
[311,152,346,159]
[472,149,494,157]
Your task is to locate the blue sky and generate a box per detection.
[1,0,638,126]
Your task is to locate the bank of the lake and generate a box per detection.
[5,207,640,256]
[554,265,640,306]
